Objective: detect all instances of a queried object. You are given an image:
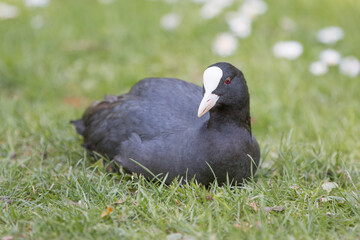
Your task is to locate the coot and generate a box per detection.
[71,62,260,185]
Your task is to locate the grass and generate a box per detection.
[1,0,360,239]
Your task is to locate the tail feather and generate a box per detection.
[70,119,85,136]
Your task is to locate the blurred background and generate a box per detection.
[0,0,359,170]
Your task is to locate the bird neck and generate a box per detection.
[207,103,252,134]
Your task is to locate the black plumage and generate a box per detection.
[71,62,260,185]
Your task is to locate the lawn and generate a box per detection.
[1,0,360,239]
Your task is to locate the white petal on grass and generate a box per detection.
[309,61,328,76]
[25,0,49,7]
[30,15,44,29]
[216,0,234,8]
[319,49,341,66]
[200,1,222,19]
[212,33,238,57]
[321,182,338,194]
[339,56,360,77]
[317,26,344,45]
[98,0,114,4]
[0,2,19,19]
[192,0,207,3]
[321,196,345,203]
[160,13,181,30]
[226,13,252,38]
[273,41,303,60]
[280,16,296,32]
[200,0,233,19]
[166,233,183,240]
[164,0,178,4]
[239,0,267,20]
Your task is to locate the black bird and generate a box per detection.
[71,62,260,185]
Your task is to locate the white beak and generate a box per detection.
[197,93,220,117]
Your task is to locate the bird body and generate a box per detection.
[72,62,260,185]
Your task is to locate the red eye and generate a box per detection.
[225,77,231,84]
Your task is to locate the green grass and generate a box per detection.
[1,0,360,239]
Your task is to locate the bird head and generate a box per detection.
[197,62,249,117]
